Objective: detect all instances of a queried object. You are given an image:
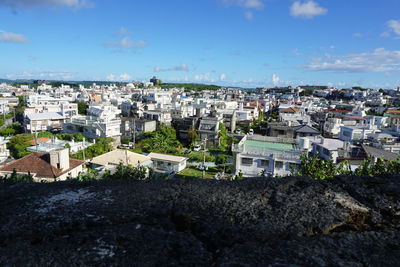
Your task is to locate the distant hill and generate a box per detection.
[161,83,222,91]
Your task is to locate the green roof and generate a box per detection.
[245,140,295,150]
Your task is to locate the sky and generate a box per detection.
[0,0,400,88]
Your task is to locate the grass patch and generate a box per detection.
[176,167,218,179]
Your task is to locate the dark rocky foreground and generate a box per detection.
[0,175,399,266]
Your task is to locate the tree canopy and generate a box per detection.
[161,83,221,92]
[140,125,182,154]
[70,137,114,160]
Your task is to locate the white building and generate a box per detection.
[91,149,152,173]
[0,100,10,114]
[148,152,188,173]
[143,110,172,125]
[232,135,303,177]
[26,138,93,154]
[339,125,380,143]
[145,90,172,105]
[65,105,121,142]
[0,137,10,163]
[24,101,78,118]
[25,112,65,133]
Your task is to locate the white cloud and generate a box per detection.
[221,0,264,9]
[116,27,129,36]
[194,73,214,83]
[106,74,116,81]
[290,1,327,19]
[306,48,400,73]
[272,74,280,86]
[154,64,190,72]
[119,73,131,81]
[381,31,390,38]
[353,32,363,38]
[387,20,400,36]
[244,11,253,20]
[220,73,226,81]
[221,0,264,20]
[0,30,27,43]
[5,70,74,80]
[0,0,94,9]
[104,37,146,50]
[106,73,132,81]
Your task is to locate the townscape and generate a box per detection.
[0,79,399,182]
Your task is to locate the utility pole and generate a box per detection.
[82,137,86,162]
[35,128,38,152]
[132,118,136,148]
[202,137,208,179]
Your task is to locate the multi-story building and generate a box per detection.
[197,112,223,147]
[143,110,172,125]
[24,101,78,118]
[25,112,65,133]
[120,118,156,139]
[232,135,303,177]
[64,105,121,144]
[0,137,10,163]
[339,125,379,143]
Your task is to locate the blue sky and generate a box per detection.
[1,0,400,88]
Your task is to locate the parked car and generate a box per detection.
[184,149,191,154]
[193,145,201,151]
[248,129,254,135]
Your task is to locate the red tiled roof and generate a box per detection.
[26,137,51,146]
[280,107,301,113]
[386,110,400,114]
[343,116,367,120]
[0,153,84,178]
[324,109,351,113]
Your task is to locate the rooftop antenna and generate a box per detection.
[35,126,38,153]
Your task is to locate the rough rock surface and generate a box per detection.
[0,175,399,266]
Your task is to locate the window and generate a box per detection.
[241,158,253,165]
[260,159,269,167]
[323,148,330,156]
[343,131,351,137]
[275,161,284,169]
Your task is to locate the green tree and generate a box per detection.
[70,137,114,160]
[293,154,338,180]
[215,154,231,173]
[187,126,198,146]
[218,123,232,151]
[0,127,16,136]
[7,133,35,159]
[73,133,85,142]
[121,137,131,145]
[15,96,26,116]
[103,163,147,180]
[0,169,33,183]
[77,101,88,115]
[140,124,182,154]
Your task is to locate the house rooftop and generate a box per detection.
[26,112,65,120]
[0,153,84,178]
[361,144,399,161]
[147,152,188,163]
[91,149,151,167]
